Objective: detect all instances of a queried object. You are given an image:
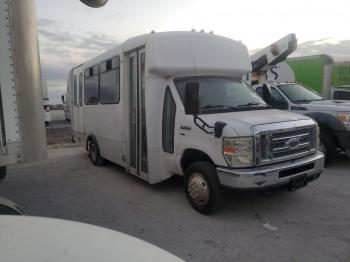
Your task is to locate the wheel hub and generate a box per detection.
[188,173,209,206]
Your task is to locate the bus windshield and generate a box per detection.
[278,84,324,104]
[174,77,269,114]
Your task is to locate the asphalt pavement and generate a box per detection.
[1,147,349,262]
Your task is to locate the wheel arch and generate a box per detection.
[180,148,215,173]
[304,112,345,146]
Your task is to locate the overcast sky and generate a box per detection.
[36,0,350,103]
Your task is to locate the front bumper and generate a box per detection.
[216,152,324,190]
[336,131,350,156]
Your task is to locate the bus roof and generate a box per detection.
[80,31,252,78]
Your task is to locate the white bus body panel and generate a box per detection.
[70,32,252,184]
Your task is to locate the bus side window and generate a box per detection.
[84,65,99,105]
[334,90,350,100]
[73,75,77,106]
[100,56,120,104]
[162,86,176,153]
[79,73,83,106]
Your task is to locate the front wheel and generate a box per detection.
[319,132,337,165]
[184,162,223,215]
[0,166,6,180]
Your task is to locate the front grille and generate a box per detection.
[257,125,317,165]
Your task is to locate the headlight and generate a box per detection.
[223,137,254,167]
[337,111,350,129]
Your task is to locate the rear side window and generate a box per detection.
[79,73,83,106]
[84,65,99,105]
[73,75,77,106]
[162,87,176,153]
[334,91,350,100]
[100,56,120,104]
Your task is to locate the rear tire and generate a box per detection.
[184,161,223,215]
[88,139,105,166]
[319,131,337,165]
[0,166,6,180]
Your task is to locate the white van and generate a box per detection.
[41,80,51,126]
[68,32,324,214]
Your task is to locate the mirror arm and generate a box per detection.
[193,115,214,134]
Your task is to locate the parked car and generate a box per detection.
[253,82,350,163]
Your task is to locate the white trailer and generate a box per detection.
[41,79,51,126]
[61,92,71,122]
[0,0,47,180]
[69,31,324,214]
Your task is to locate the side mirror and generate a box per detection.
[262,84,272,105]
[80,0,108,8]
[214,121,227,138]
[184,82,200,115]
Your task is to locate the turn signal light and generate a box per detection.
[223,146,235,154]
[337,115,349,122]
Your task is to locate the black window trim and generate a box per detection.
[84,64,100,105]
[99,55,121,105]
[162,86,176,154]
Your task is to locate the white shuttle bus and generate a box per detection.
[69,32,324,214]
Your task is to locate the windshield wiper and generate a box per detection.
[201,104,239,111]
[294,99,314,103]
[237,102,271,108]
[312,98,325,101]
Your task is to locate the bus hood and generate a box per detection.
[199,109,312,137]
[299,100,350,111]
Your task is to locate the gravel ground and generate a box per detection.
[46,110,72,146]
[0,146,349,262]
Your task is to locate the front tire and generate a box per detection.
[319,132,337,165]
[184,161,223,215]
[0,166,6,180]
[88,139,105,166]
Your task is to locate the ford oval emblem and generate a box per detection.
[285,137,300,150]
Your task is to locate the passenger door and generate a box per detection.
[72,66,84,137]
[127,49,148,180]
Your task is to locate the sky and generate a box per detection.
[36,0,350,104]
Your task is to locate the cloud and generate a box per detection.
[292,38,350,57]
[250,38,350,61]
[38,18,119,103]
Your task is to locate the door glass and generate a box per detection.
[140,52,148,173]
[129,56,137,169]
[73,75,77,106]
[162,87,176,153]
[271,87,289,109]
[79,73,83,106]
[334,90,350,100]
